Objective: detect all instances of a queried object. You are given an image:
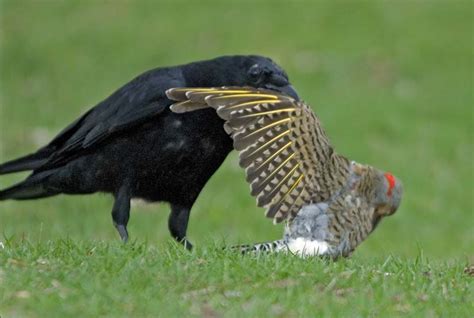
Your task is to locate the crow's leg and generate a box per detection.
[168,204,193,250]
[112,184,131,242]
[229,240,287,254]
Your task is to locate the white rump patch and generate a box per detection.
[286,238,329,256]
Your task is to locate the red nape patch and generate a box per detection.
[384,172,396,196]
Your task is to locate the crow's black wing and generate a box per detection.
[38,68,184,169]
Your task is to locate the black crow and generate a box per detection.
[0,55,298,249]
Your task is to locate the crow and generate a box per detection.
[0,55,299,249]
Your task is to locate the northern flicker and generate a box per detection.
[166,87,403,258]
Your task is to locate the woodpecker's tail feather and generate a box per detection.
[0,151,50,175]
[228,240,287,254]
[0,171,58,201]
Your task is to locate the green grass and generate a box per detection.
[1,240,472,317]
[0,0,473,316]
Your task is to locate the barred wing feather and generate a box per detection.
[166,87,333,223]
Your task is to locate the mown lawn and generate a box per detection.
[1,240,472,317]
[1,1,472,317]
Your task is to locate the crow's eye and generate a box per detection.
[248,64,262,80]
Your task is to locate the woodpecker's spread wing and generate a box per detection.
[167,87,335,223]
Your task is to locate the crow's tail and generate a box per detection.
[0,171,58,201]
[0,151,49,175]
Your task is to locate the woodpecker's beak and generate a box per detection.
[375,202,398,219]
[371,215,382,230]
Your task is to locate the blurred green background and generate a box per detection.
[1,0,472,260]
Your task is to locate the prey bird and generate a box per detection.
[167,87,403,257]
[0,55,299,249]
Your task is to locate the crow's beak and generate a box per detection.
[265,83,300,101]
[264,73,299,100]
[279,84,300,101]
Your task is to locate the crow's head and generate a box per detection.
[239,55,299,100]
[183,55,299,100]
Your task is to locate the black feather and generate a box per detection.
[0,55,298,247]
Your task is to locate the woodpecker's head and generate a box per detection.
[351,162,403,227]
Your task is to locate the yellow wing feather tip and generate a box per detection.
[246,141,293,177]
[250,153,296,201]
[217,99,284,110]
[241,118,291,138]
[286,175,304,197]
[268,174,305,220]
[211,93,279,100]
[263,165,300,205]
[237,108,296,119]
